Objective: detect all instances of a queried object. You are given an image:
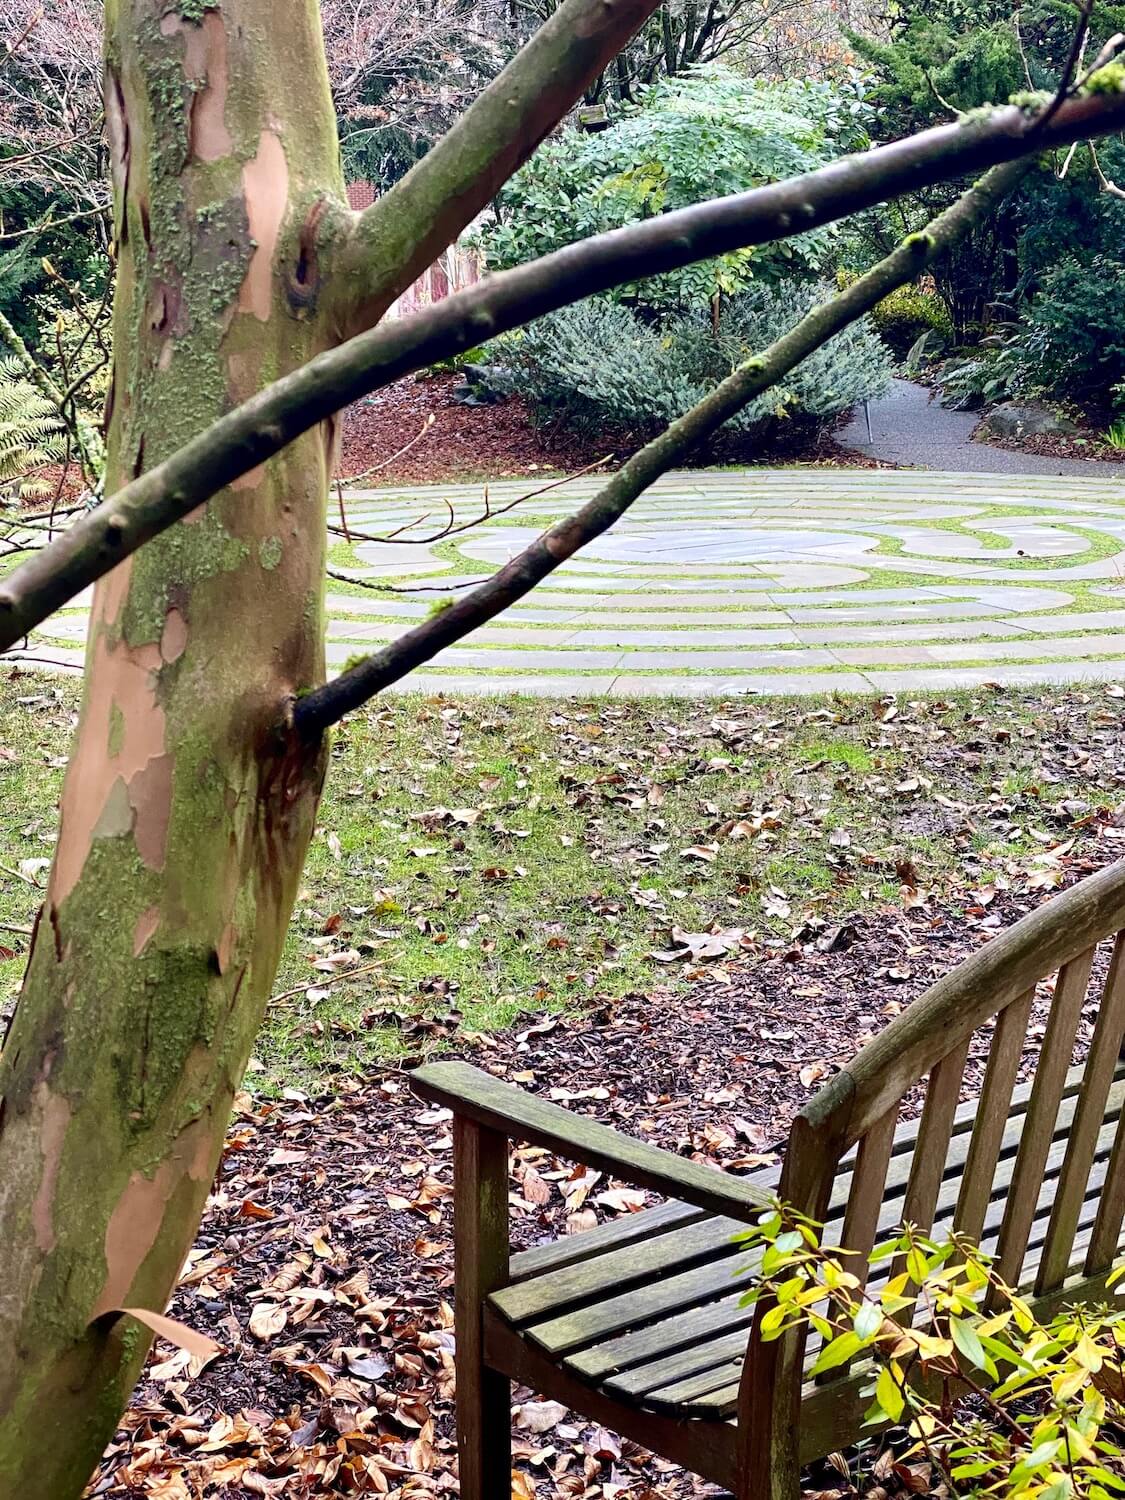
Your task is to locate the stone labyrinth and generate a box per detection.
[22,468,1125,696]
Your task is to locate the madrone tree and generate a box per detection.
[1,3,1125,1496]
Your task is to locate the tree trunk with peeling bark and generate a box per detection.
[0,0,673,1484]
[0,3,344,1490]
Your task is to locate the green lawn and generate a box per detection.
[0,679,1117,1090]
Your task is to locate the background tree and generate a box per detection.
[0,0,110,341]
[844,0,1125,365]
[321,0,501,188]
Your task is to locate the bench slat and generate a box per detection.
[525,1244,762,1356]
[509,1199,709,1284]
[605,1327,753,1401]
[841,1104,898,1280]
[1037,930,1125,1293]
[956,987,1034,1240]
[1088,1098,1125,1274]
[493,1213,750,1325]
[992,945,1095,1296]
[893,1037,971,1293]
[566,1289,753,1383]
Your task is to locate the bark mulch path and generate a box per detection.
[88,846,1120,1500]
[339,375,889,486]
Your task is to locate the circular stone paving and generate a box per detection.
[19,468,1125,696]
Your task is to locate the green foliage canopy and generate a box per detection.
[477,68,876,313]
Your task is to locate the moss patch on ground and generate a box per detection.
[0,678,1119,1092]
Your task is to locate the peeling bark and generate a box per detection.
[0,3,341,1492]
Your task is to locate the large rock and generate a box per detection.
[977,401,1080,439]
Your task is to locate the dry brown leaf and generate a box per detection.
[248,1301,289,1341]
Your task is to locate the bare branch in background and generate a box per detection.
[328,454,613,546]
[1089,140,1125,198]
[1036,0,1096,131]
[0,0,109,240]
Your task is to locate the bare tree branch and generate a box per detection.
[328,454,613,544]
[1,89,1123,654]
[292,158,1030,736]
[1035,0,1096,132]
[1089,139,1125,198]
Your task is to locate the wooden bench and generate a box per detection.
[411,858,1125,1499]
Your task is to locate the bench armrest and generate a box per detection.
[411,1060,774,1224]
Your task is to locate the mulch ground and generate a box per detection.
[88,844,1120,1500]
[339,375,890,485]
[971,423,1125,467]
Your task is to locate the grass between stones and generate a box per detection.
[2,678,1122,1094]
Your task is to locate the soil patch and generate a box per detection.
[973,422,1125,466]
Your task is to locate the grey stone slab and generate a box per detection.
[33,617,89,643]
[618,647,838,670]
[326,594,430,617]
[924,586,1076,612]
[5,647,83,673]
[608,672,875,697]
[382,674,614,697]
[769,587,958,606]
[835,635,1125,667]
[540,599,789,617]
[573,627,801,647]
[866,661,1125,691]
[566,609,786,626]
[788,601,1007,624]
[327,621,581,648]
[325,643,624,672]
[1006,610,1125,635]
[794,619,1026,647]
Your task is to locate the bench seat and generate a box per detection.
[490,1059,1125,1437]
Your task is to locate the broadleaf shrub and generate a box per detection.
[870,284,954,359]
[476,68,874,315]
[500,285,891,441]
[739,1203,1125,1500]
[1005,254,1125,415]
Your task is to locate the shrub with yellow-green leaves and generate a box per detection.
[740,1206,1125,1500]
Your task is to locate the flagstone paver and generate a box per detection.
[16,467,1125,695]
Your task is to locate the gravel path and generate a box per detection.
[20,465,1125,696]
[839,378,1125,476]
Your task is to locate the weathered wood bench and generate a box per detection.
[412,858,1125,1499]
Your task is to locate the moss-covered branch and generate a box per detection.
[4,88,1125,654]
[293,158,1031,733]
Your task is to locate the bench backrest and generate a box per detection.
[784,857,1125,1301]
